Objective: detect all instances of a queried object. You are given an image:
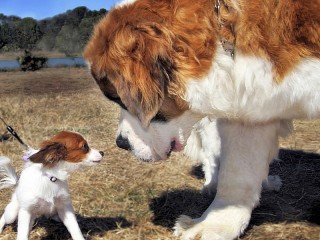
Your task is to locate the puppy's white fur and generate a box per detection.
[0,147,103,240]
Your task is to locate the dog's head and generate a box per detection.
[29,131,104,168]
[84,0,217,161]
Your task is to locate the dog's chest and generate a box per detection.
[16,169,70,216]
[185,49,320,122]
[30,189,70,217]
[32,198,56,216]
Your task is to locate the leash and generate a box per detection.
[0,116,58,182]
[0,116,30,150]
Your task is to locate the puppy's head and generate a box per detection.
[29,131,104,168]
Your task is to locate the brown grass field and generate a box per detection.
[0,68,319,240]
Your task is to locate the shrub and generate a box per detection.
[17,50,47,71]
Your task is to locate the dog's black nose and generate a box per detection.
[116,135,131,151]
[99,151,104,156]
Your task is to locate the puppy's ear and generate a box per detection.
[29,143,67,168]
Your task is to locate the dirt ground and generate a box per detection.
[0,68,319,240]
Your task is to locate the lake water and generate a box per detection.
[0,57,87,70]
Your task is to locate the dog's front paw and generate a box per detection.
[174,215,228,240]
[174,215,201,240]
[174,204,251,240]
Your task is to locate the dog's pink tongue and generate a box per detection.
[172,141,184,152]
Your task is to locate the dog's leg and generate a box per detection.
[201,152,219,197]
[202,118,284,196]
[0,215,5,233]
[199,119,221,197]
[175,120,280,240]
[51,214,62,222]
[29,215,36,231]
[185,117,221,197]
[0,193,19,233]
[57,202,85,240]
[17,209,32,240]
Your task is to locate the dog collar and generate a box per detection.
[215,0,236,58]
[22,153,58,182]
[45,173,58,182]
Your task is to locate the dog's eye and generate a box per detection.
[82,143,89,153]
[106,95,127,110]
[151,113,167,122]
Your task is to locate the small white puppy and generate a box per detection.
[0,131,104,240]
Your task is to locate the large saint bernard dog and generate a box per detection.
[84,0,320,239]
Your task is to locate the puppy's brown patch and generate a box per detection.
[29,143,67,168]
[29,131,89,167]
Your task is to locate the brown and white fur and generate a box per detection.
[84,0,320,239]
[0,131,104,240]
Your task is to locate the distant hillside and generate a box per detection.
[0,6,107,56]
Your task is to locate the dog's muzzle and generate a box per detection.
[116,134,131,151]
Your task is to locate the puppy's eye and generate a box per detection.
[82,143,89,153]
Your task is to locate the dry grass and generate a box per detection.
[0,68,319,240]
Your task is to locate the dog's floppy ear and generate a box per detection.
[85,17,176,127]
[29,142,67,168]
[115,23,176,127]
[116,56,174,128]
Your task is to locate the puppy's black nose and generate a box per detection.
[99,151,104,157]
[116,135,131,151]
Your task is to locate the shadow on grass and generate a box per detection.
[8,215,131,240]
[150,149,320,229]
[149,188,212,228]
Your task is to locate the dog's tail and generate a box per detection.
[0,156,18,189]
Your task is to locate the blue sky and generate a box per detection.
[1,0,120,20]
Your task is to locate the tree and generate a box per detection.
[37,32,56,51]
[0,7,107,54]
[55,25,81,56]
[65,7,88,26]
[16,17,42,49]
[78,9,107,49]
[0,22,19,51]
